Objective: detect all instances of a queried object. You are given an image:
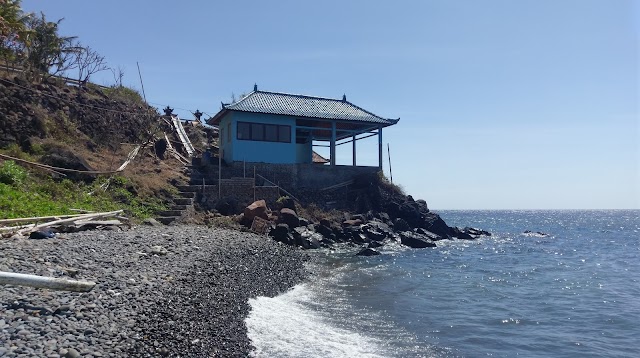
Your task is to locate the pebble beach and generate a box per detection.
[0,225,308,357]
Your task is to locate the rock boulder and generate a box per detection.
[243,200,269,222]
[399,231,437,248]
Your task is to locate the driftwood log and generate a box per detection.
[0,271,96,292]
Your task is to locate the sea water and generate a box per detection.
[246,210,640,357]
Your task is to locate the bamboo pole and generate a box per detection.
[0,271,96,292]
[0,213,87,225]
[0,154,127,175]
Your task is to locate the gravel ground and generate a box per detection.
[0,225,308,357]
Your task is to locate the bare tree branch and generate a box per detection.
[74,43,107,85]
[110,65,125,87]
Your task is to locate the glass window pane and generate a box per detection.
[237,122,251,140]
[278,125,291,143]
[265,125,278,142]
[251,123,264,141]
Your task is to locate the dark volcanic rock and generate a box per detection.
[315,223,335,241]
[215,199,238,216]
[342,218,363,227]
[343,226,369,244]
[364,220,394,241]
[269,224,293,245]
[399,231,437,248]
[278,208,300,228]
[415,228,445,241]
[40,146,95,181]
[393,218,411,232]
[276,196,296,211]
[356,248,381,256]
[464,227,491,237]
[293,226,322,249]
[422,212,452,238]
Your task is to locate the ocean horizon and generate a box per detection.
[246,209,640,357]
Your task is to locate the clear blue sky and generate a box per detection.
[22,0,639,209]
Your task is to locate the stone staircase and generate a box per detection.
[156,190,196,225]
[155,156,219,225]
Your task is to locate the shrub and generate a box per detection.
[0,160,28,185]
[376,171,405,195]
[103,86,145,105]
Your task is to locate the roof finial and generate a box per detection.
[254,83,258,91]
[342,94,347,102]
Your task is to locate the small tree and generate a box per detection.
[21,12,76,79]
[110,65,125,87]
[0,0,31,68]
[74,42,107,85]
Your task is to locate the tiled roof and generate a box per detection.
[312,151,329,164]
[214,90,399,125]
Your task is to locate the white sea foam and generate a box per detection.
[246,283,389,358]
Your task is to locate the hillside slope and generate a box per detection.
[0,74,189,220]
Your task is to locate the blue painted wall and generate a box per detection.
[296,142,311,163]
[219,114,234,163]
[221,112,306,164]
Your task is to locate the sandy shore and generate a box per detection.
[0,225,308,357]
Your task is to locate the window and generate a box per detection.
[237,121,291,143]
[265,124,278,142]
[227,123,231,143]
[237,122,251,140]
[251,123,264,141]
[279,125,291,143]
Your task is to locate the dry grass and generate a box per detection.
[296,202,347,224]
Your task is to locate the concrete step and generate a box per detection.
[177,184,218,192]
[178,191,196,198]
[176,185,197,192]
[171,204,191,211]
[157,216,179,225]
[159,210,184,217]
[174,197,194,205]
[188,180,219,185]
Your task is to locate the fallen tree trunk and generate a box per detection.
[0,271,96,292]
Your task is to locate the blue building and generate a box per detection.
[208,86,399,169]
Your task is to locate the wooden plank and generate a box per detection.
[171,115,195,157]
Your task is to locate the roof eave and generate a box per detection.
[207,108,229,126]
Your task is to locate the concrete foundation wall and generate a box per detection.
[225,162,379,192]
[198,179,280,209]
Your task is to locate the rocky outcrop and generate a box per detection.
[243,182,492,253]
